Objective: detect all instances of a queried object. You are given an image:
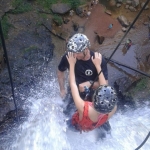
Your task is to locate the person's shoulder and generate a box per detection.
[89,50,94,56]
[63,52,68,56]
[61,52,68,59]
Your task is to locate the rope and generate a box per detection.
[0,19,19,122]
[104,57,150,78]
[89,0,150,90]
[135,131,150,150]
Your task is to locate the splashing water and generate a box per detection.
[1,75,150,150]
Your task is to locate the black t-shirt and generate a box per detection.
[58,51,108,85]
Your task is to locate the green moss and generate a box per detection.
[1,16,12,39]
[37,0,57,11]
[11,0,32,14]
[128,78,148,96]
[37,0,86,11]
[68,0,81,9]
[38,13,48,19]
[52,15,63,26]
[24,45,38,53]
[0,15,13,46]
[135,78,147,91]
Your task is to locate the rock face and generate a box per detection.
[0,29,54,119]
[0,4,54,129]
[0,0,15,18]
[129,6,137,12]
[51,3,71,14]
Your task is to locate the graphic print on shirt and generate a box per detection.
[85,69,93,76]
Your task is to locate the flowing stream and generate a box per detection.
[1,59,150,150]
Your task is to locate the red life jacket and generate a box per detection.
[71,101,108,132]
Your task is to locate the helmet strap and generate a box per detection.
[83,51,86,58]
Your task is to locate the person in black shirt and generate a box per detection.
[57,33,108,100]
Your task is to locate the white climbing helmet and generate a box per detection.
[92,85,117,113]
[67,33,90,53]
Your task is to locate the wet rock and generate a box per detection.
[0,0,15,18]
[114,81,135,111]
[129,6,137,12]
[0,53,5,72]
[115,77,133,93]
[75,7,83,16]
[72,22,79,32]
[125,5,130,9]
[0,25,54,123]
[141,2,149,10]
[116,3,122,8]
[0,99,14,122]
[132,0,139,8]
[40,18,52,31]
[122,27,127,32]
[126,0,132,5]
[105,10,112,15]
[51,3,71,14]
[117,15,130,27]
[0,109,27,134]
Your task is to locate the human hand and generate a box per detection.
[60,89,67,99]
[66,52,76,66]
[92,52,102,67]
[79,81,91,92]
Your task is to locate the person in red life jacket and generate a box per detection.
[66,52,117,132]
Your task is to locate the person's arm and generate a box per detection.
[66,52,84,113]
[92,52,107,86]
[57,54,69,98]
[57,70,66,98]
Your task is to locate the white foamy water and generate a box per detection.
[0,53,149,150]
[4,76,148,150]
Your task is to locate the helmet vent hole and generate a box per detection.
[104,90,106,92]
[108,104,111,107]
[113,99,116,102]
[111,92,113,94]
[100,101,104,105]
